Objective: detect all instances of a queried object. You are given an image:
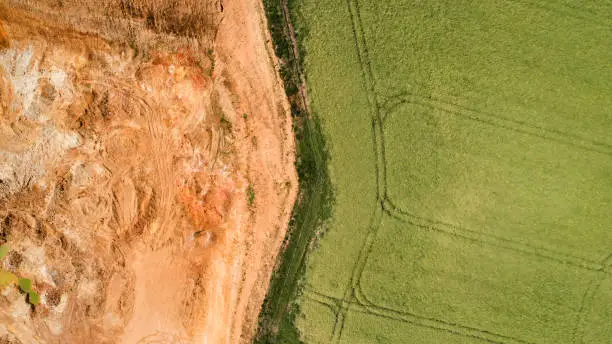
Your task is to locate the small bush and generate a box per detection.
[0,243,40,305]
[27,291,40,305]
[18,278,32,292]
[247,184,256,207]
[0,270,18,287]
[0,243,9,260]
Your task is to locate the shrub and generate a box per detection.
[247,184,256,207]
[0,243,40,305]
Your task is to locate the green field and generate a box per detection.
[285,0,612,344]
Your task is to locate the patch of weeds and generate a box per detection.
[255,1,333,343]
[0,244,8,259]
[126,24,139,58]
[19,278,39,305]
[209,56,216,77]
[220,113,232,131]
[247,184,256,207]
[0,243,40,306]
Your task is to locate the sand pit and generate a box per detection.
[0,1,297,343]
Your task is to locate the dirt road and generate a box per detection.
[212,0,298,342]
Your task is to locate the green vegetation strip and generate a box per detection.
[254,0,333,343]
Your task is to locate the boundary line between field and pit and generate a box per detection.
[254,0,334,343]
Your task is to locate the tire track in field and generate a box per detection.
[380,90,611,270]
[381,93,612,157]
[379,90,612,270]
[328,0,387,342]
[341,0,532,342]
[572,253,612,344]
[382,198,605,272]
[511,0,612,27]
[341,0,612,343]
[331,206,382,342]
[384,92,612,153]
[342,0,528,341]
[307,288,534,344]
[302,289,341,317]
[354,283,535,344]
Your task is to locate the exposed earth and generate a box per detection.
[0,1,297,343]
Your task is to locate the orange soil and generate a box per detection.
[213,0,299,342]
[0,1,297,343]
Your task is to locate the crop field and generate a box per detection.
[289,0,612,344]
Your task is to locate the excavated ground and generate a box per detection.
[0,1,297,343]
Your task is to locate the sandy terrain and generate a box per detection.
[0,1,297,343]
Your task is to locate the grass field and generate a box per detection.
[286,0,612,343]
